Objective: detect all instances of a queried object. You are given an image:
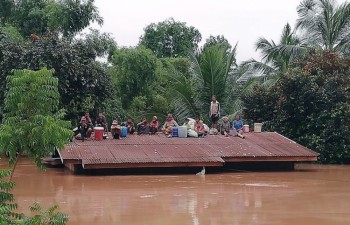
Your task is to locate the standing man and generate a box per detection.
[209,95,220,130]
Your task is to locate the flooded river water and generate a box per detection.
[2,157,350,225]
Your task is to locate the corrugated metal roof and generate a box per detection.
[59,132,318,169]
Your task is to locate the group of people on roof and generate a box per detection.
[73,95,245,141]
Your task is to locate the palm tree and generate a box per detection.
[164,44,238,122]
[296,0,350,55]
[241,23,306,82]
[192,44,238,117]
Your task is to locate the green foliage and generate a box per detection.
[296,0,350,54]
[195,44,237,115]
[158,57,191,78]
[81,28,117,61]
[241,23,306,81]
[6,0,102,37]
[159,44,238,123]
[22,202,68,225]
[97,97,124,124]
[0,25,25,44]
[150,94,169,116]
[202,35,232,53]
[162,64,200,120]
[0,68,73,167]
[111,47,157,110]
[243,51,350,163]
[0,33,114,122]
[0,0,14,25]
[139,18,202,58]
[0,169,21,224]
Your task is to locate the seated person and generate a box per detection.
[110,120,121,139]
[162,114,179,137]
[232,114,245,139]
[137,117,149,134]
[194,116,206,137]
[220,116,231,137]
[149,116,159,134]
[75,116,93,141]
[95,112,108,132]
[125,117,136,134]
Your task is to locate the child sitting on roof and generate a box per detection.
[220,116,231,137]
[111,120,121,139]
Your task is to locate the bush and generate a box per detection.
[243,51,350,163]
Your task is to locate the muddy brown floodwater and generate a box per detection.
[1,157,350,225]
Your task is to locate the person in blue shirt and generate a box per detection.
[232,114,245,139]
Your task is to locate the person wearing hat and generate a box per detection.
[162,114,179,137]
[110,120,121,139]
[149,116,159,135]
[75,116,93,141]
[220,116,231,137]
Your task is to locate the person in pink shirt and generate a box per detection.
[194,116,205,137]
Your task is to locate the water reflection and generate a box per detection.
[1,158,350,225]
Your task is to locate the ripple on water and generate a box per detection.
[240,183,288,188]
[139,194,156,199]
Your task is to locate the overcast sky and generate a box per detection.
[90,0,343,62]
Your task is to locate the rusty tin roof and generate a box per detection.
[59,132,318,169]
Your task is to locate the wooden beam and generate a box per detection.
[223,156,318,162]
[82,161,224,169]
[62,159,82,164]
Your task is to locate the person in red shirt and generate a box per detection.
[149,116,159,134]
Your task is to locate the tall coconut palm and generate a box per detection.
[239,23,307,86]
[192,44,237,117]
[296,0,350,55]
[164,44,238,122]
